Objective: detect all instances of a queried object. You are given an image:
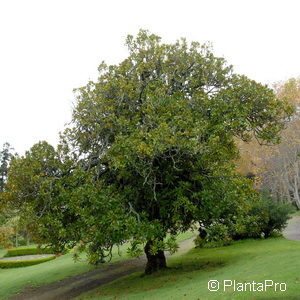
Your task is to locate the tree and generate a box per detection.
[0,142,16,248]
[261,119,300,207]
[0,143,13,193]
[3,141,64,246]
[234,78,300,181]
[260,78,300,207]
[61,30,291,273]
[274,77,300,107]
[6,30,292,274]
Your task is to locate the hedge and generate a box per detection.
[4,247,54,257]
[0,255,56,268]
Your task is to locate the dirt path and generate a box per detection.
[8,236,195,300]
[283,216,300,241]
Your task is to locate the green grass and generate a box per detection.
[0,232,194,299]
[4,247,55,257]
[78,238,300,300]
[0,251,95,299]
[0,243,129,299]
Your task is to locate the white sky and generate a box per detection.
[1,0,300,155]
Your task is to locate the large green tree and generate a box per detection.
[5,30,292,274]
[62,30,291,273]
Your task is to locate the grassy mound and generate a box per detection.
[0,255,56,269]
[4,247,54,257]
[77,238,300,300]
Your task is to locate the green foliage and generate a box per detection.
[229,191,295,239]
[66,30,290,264]
[3,30,292,270]
[194,223,232,248]
[195,184,294,245]
[194,173,259,244]
[0,142,13,193]
[0,143,17,248]
[0,226,14,248]
[4,247,55,257]
[0,255,55,268]
[17,236,29,246]
[3,141,69,247]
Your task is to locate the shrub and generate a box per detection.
[0,255,56,268]
[230,215,265,239]
[196,191,295,245]
[258,193,295,238]
[4,247,54,257]
[231,191,295,239]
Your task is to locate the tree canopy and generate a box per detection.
[4,30,293,274]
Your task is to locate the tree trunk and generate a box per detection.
[144,240,167,275]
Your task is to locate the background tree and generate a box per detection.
[235,78,300,182]
[256,78,300,208]
[0,142,16,248]
[0,143,13,193]
[274,77,300,107]
[261,119,300,207]
[3,141,64,247]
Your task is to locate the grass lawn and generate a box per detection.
[0,232,194,299]
[77,237,300,300]
[0,251,96,299]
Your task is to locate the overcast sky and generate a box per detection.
[1,0,300,155]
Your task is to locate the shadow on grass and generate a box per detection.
[119,239,268,292]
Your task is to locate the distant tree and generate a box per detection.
[0,225,14,248]
[235,78,300,179]
[274,77,300,107]
[262,119,300,207]
[0,143,13,192]
[3,141,63,246]
[260,78,300,207]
